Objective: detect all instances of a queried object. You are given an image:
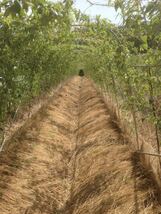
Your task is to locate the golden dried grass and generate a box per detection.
[0,77,81,214]
[64,78,161,214]
[0,76,160,214]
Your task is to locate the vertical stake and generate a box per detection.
[147,67,160,160]
[111,74,120,119]
[127,76,139,150]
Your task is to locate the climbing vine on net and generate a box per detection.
[73,0,161,143]
[0,0,74,126]
[0,0,161,145]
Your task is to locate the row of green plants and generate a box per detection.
[0,0,75,128]
[0,0,161,149]
[74,0,161,149]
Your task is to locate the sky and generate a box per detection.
[73,0,121,24]
[51,0,121,24]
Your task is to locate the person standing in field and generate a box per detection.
[79,69,84,77]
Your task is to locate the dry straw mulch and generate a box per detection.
[0,76,160,214]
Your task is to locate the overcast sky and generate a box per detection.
[73,0,121,24]
[51,0,121,24]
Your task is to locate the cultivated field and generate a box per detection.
[0,76,160,214]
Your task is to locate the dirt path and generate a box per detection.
[0,76,161,214]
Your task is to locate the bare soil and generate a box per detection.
[0,76,161,214]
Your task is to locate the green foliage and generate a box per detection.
[73,0,161,131]
[0,0,161,137]
[0,0,74,123]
